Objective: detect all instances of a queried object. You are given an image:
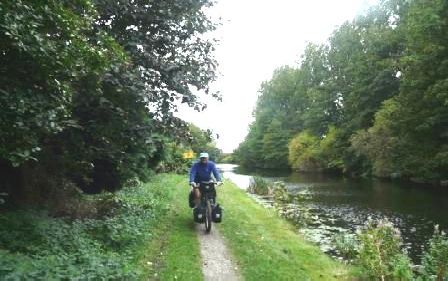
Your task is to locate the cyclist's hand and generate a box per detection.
[190,182,196,188]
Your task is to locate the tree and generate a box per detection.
[351,0,448,182]
[234,67,305,169]
[94,0,219,117]
[0,0,219,203]
[187,123,222,162]
[235,0,408,178]
[288,131,321,172]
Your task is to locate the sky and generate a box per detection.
[177,0,378,153]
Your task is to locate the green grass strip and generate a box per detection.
[217,180,353,281]
[144,174,203,281]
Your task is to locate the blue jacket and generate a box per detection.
[189,161,221,183]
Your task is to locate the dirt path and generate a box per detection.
[195,224,241,281]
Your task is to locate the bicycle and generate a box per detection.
[194,180,222,233]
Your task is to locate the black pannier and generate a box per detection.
[193,206,205,223]
[212,204,223,223]
[199,183,216,202]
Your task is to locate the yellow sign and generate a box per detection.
[182,150,195,159]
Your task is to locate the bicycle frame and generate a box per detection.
[198,181,217,232]
[199,181,216,205]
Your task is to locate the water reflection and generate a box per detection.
[217,164,448,263]
[217,164,252,189]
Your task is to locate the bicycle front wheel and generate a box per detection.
[205,200,212,233]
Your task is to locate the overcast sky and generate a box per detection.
[177,0,378,153]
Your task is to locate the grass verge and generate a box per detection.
[147,174,203,281]
[217,180,353,280]
[0,174,203,280]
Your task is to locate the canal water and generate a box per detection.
[217,164,448,263]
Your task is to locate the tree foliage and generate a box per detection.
[288,131,321,172]
[0,0,218,203]
[156,124,222,173]
[356,0,448,181]
[187,123,222,161]
[235,0,448,183]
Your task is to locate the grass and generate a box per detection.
[1,174,358,280]
[0,174,203,281]
[216,180,353,280]
[147,174,203,281]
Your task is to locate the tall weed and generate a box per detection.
[421,225,448,280]
[247,176,272,195]
[355,219,413,280]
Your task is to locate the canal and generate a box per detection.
[217,164,448,263]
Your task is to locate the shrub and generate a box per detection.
[0,176,172,280]
[356,219,413,280]
[0,212,131,280]
[272,181,292,203]
[247,176,272,195]
[421,225,448,280]
[333,233,358,260]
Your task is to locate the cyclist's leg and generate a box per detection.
[193,186,201,207]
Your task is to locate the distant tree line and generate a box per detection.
[157,123,223,174]
[234,0,448,184]
[0,0,219,205]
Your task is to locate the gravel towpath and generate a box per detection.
[195,224,241,281]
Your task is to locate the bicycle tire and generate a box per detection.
[205,200,212,233]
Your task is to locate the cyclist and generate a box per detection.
[189,152,222,207]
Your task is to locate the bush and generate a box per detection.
[333,233,358,260]
[247,176,272,195]
[421,225,448,280]
[156,142,191,174]
[333,221,448,280]
[356,219,413,280]
[272,181,292,203]
[0,176,172,280]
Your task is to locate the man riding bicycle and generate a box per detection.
[189,152,222,207]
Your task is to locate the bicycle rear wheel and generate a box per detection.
[205,200,212,233]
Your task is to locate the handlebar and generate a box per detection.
[191,181,223,187]
[203,180,223,186]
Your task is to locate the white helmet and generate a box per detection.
[199,152,209,158]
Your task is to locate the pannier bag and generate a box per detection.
[212,204,223,223]
[193,206,205,223]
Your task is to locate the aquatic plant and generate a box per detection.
[272,182,292,203]
[247,176,272,195]
[333,233,358,260]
